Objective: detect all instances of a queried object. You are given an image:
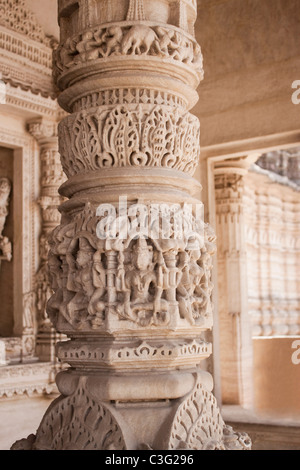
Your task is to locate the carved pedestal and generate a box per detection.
[12,0,251,451]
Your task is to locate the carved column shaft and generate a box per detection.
[23,0,251,451]
[214,158,254,408]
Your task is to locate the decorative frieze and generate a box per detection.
[72,89,186,112]
[0,362,58,399]
[54,22,203,78]
[56,339,212,370]
[59,105,200,177]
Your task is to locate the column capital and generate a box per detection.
[214,154,259,178]
[214,155,259,203]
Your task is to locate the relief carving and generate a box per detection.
[163,374,252,450]
[59,105,200,177]
[34,379,128,451]
[47,203,215,333]
[115,237,170,327]
[54,23,203,78]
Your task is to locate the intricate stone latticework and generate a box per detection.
[214,157,254,408]
[18,0,251,451]
[28,118,65,362]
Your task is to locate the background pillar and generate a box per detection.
[214,157,255,408]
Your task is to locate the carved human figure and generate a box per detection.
[47,253,63,327]
[36,263,53,326]
[100,26,123,57]
[23,292,36,332]
[176,240,206,325]
[116,237,169,326]
[197,226,216,316]
[155,28,193,64]
[59,37,78,69]
[65,238,94,327]
[75,31,101,62]
[87,249,107,328]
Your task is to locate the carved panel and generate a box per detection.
[47,202,215,334]
[72,89,186,112]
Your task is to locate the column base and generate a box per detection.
[11,371,251,451]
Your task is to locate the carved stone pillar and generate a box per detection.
[17,0,250,451]
[214,157,254,408]
[28,118,65,362]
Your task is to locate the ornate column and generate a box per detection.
[214,157,255,408]
[28,118,65,362]
[19,0,250,450]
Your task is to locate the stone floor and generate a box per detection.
[223,405,300,450]
[0,394,56,450]
[228,421,300,450]
[1,398,300,450]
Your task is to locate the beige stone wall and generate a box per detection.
[195,0,300,149]
[245,169,300,337]
[244,169,300,419]
[253,337,300,418]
